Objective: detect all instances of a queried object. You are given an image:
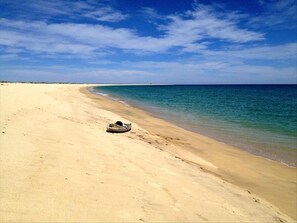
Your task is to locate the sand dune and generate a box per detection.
[0,83,295,222]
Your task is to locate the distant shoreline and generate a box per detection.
[1,81,296,85]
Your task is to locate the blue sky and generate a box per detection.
[0,0,296,84]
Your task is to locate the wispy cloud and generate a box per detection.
[0,0,128,23]
[0,21,96,56]
[1,60,295,84]
[84,7,128,22]
[119,59,297,84]
[161,6,264,44]
[201,43,297,61]
[0,3,265,57]
[251,0,297,28]
[139,7,165,21]
[0,1,296,84]
[0,66,154,83]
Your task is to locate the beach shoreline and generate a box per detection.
[90,85,297,168]
[0,83,296,222]
[83,85,297,219]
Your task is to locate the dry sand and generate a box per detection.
[0,83,296,222]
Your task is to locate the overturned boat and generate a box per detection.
[106,121,132,133]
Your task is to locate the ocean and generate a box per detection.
[93,85,297,166]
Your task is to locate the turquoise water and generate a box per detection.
[93,85,297,166]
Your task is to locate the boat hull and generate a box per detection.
[106,123,132,133]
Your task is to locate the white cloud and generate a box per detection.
[161,7,264,43]
[0,4,265,57]
[0,1,295,84]
[0,66,154,83]
[120,60,296,84]
[0,27,96,56]
[1,60,295,84]
[200,43,297,61]
[85,7,128,22]
[0,53,19,61]
[0,0,128,23]
[139,7,164,21]
[251,0,297,28]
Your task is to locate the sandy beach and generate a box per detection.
[0,83,296,222]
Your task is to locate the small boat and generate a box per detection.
[106,121,132,133]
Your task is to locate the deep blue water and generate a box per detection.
[93,85,297,166]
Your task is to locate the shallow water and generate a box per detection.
[94,85,297,166]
